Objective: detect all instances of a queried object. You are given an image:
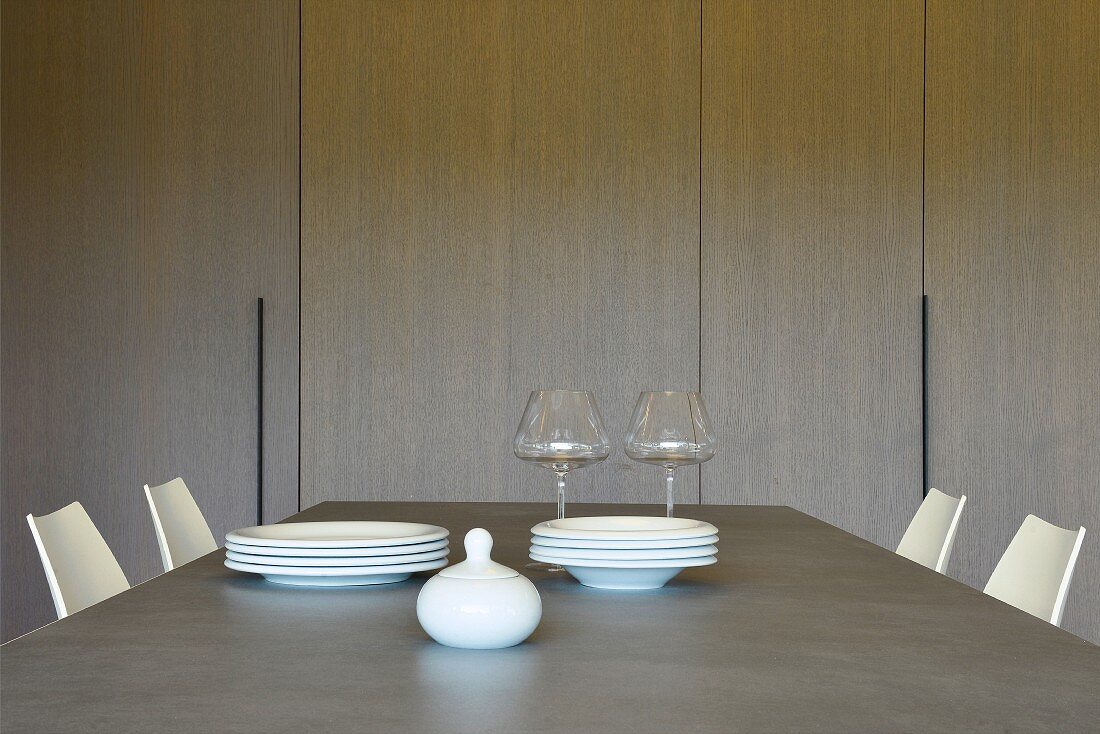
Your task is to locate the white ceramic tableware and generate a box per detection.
[529,533,718,550]
[531,516,718,542]
[224,556,448,586]
[226,547,449,567]
[527,551,716,590]
[226,521,448,548]
[528,543,716,561]
[527,552,716,569]
[224,538,449,557]
[417,529,541,649]
[551,565,690,590]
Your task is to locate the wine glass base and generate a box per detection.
[525,561,566,573]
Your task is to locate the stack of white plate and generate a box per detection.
[530,516,719,590]
[224,521,449,587]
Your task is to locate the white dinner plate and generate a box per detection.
[529,534,719,550]
[528,543,717,561]
[224,556,448,587]
[531,517,719,542]
[226,547,449,567]
[528,551,716,569]
[226,521,448,549]
[224,538,449,558]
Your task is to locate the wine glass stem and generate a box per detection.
[556,471,567,520]
[665,468,675,518]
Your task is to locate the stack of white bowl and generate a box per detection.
[224,521,449,587]
[529,516,719,590]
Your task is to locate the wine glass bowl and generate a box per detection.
[513,443,609,474]
[513,390,611,519]
[624,391,717,517]
[514,389,611,572]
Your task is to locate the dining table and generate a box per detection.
[2,501,1099,733]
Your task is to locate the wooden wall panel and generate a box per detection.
[302,0,700,508]
[302,0,516,506]
[509,1,701,503]
[926,0,1100,644]
[1,1,298,642]
[1,0,140,643]
[133,2,300,530]
[700,0,924,548]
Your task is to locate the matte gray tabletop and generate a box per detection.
[3,502,1098,733]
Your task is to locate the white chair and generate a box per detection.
[144,477,218,572]
[26,502,130,619]
[984,514,1086,626]
[895,487,967,573]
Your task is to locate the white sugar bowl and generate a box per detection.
[416,528,541,649]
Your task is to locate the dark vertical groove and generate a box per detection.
[297,0,303,514]
[920,0,929,498]
[697,0,704,505]
[921,0,927,300]
[257,297,265,524]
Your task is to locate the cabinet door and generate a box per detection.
[1,0,299,642]
[925,0,1100,643]
[302,0,699,508]
[701,0,924,548]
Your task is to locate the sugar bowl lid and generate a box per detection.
[438,528,517,579]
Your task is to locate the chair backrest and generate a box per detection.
[984,514,1086,626]
[896,487,967,573]
[144,477,218,572]
[26,502,130,619]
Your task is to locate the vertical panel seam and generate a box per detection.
[698,0,704,506]
[297,0,303,514]
[922,0,927,300]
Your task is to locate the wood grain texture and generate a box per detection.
[700,0,924,549]
[925,0,1100,644]
[0,0,299,642]
[132,1,300,531]
[301,0,700,508]
[1,0,140,643]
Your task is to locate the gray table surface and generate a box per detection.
[3,502,1098,733]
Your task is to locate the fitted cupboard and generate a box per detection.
[3,0,1097,645]
[1,0,299,641]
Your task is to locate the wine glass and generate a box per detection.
[513,390,611,522]
[624,391,717,518]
